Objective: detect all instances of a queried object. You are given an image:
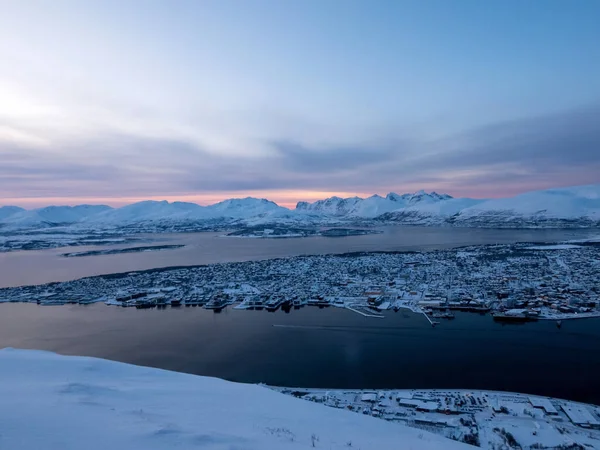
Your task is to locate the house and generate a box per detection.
[361,393,377,403]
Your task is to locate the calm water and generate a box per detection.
[1,227,596,287]
[1,303,599,404]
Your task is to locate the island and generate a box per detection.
[61,244,185,257]
[225,226,382,238]
[1,241,599,324]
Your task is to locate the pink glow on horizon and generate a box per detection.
[2,181,576,210]
[3,190,374,209]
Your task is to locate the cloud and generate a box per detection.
[426,104,600,171]
[271,140,406,173]
[1,103,600,205]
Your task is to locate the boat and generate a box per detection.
[204,294,229,310]
[170,299,182,307]
[307,298,330,308]
[245,298,265,310]
[448,305,490,312]
[492,312,538,323]
[293,297,307,309]
[135,299,156,309]
[265,296,285,312]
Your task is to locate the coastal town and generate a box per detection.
[272,386,600,449]
[0,242,599,325]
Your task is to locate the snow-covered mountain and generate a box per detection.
[296,196,364,216]
[379,197,485,225]
[0,205,25,221]
[204,197,286,219]
[85,198,289,225]
[296,190,454,218]
[450,185,600,227]
[2,185,599,230]
[1,205,112,227]
[0,349,466,450]
[388,190,453,204]
[84,200,208,225]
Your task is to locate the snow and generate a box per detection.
[2,184,600,230]
[525,244,583,250]
[0,349,464,450]
[2,205,112,226]
[296,191,456,218]
[408,197,483,215]
[456,184,600,222]
[568,234,600,243]
[0,205,25,221]
[561,404,600,427]
[81,198,291,225]
[347,195,401,217]
[528,397,558,415]
[296,195,364,216]
[383,184,600,226]
[204,197,285,218]
[279,387,600,449]
[83,200,208,224]
[394,197,485,218]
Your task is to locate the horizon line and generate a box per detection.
[2,183,597,210]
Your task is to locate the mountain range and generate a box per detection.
[1,184,599,230]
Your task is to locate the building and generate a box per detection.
[528,397,558,415]
[561,404,600,428]
[361,393,377,403]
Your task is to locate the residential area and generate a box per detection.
[272,386,600,449]
[0,242,599,325]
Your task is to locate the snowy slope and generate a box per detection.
[453,185,600,226]
[346,194,403,217]
[296,196,364,216]
[296,191,454,219]
[81,198,289,225]
[2,205,112,227]
[0,349,465,450]
[84,200,208,224]
[401,190,453,205]
[379,198,485,224]
[204,197,288,219]
[241,208,325,226]
[0,205,25,221]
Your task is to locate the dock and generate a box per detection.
[345,304,384,319]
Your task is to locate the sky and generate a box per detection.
[1,0,600,208]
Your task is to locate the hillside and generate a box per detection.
[0,349,466,450]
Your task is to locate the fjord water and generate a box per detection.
[0,226,596,287]
[1,303,599,404]
[2,227,599,404]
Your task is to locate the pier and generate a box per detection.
[345,304,384,318]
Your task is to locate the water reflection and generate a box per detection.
[1,303,599,404]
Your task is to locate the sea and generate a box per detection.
[1,226,599,404]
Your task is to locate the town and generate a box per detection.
[1,242,599,325]
[271,386,600,449]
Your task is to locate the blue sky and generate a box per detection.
[1,0,600,207]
